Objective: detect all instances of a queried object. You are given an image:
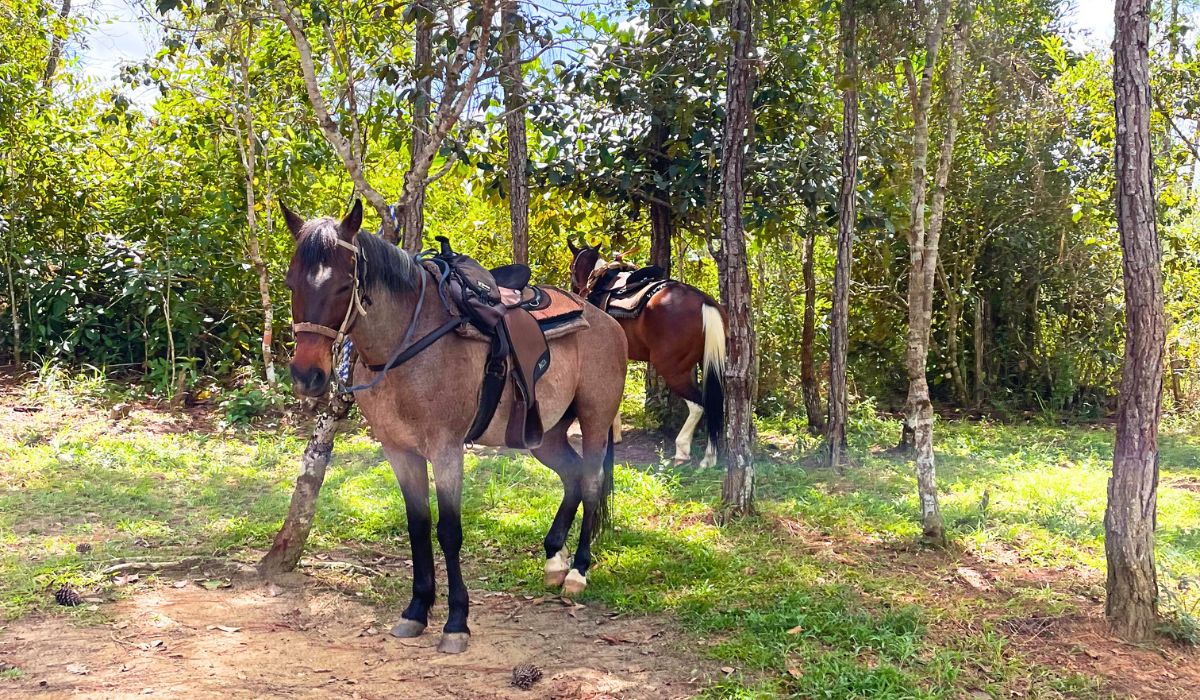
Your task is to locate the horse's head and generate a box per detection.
[283,200,364,397]
[567,239,603,295]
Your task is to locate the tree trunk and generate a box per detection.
[500,0,529,264]
[260,392,355,575]
[403,0,433,251]
[973,295,985,405]
[1105,0,1163,642]
[717,0,756,516]
[42,0,71,88]
[938,262,967,404]
[800,223,824,433]
[827,0,857,468]
[234,16,276,385]
[903,0,961,547]
[644,210,683,432]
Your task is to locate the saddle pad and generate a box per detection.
[456,286,589,343]
[607,280,672,319]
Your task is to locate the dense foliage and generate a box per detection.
[2,0,1199,419]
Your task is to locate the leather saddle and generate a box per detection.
[587,263,670,318]
[430,238,584,450]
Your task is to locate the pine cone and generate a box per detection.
[54,586,83,607]
[511,663,543,690]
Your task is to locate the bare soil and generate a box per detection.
[0,576,705,699]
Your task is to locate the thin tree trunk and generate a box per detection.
[42,0,71,88]
[1105,0,1163,642]
[938,262,967,404]
[260,392,355,575]
[270,0,395,241]
[718,0,756,516]
[801,223,824,433]
[4,224,19,367]
[234,16,276,385]
[903,0,961,547]
[973,295,985,405]
[501,0,529,263]
[827,0,857,468]
[404,0,433,251]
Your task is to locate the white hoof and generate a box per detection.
[544,547,570,587]
[562,568,587,597]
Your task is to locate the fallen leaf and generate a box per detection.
[173,580,189,588]
[215,625,240,633]
[787,667,803,679]
[721,666,735,675]
[65,663,89,675]
[597,635,626,645]
[265,584,283,597]
[115,574,140,585]
[200,579,231,591]
[786,625,804,635]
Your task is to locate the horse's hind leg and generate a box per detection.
[383,448,434,640]
[560,413,612,598]
[430,445,470,654]
[531,417,583,588]
[655,366,705,466]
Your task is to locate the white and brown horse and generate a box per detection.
[285,202,627,654]
[568,243,725,468]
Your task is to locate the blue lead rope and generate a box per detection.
[337,338,354,387]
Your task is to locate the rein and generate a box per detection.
[339,255,464,393]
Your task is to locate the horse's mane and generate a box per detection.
[296,218,418,293]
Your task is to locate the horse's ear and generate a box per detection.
[567,239,580,256]
[281,203,305,240]
[339,199,363,240]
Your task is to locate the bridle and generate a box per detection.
[292,233,466,394]
[291,237,369,348]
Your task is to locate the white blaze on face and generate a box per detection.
[306,265,334,288]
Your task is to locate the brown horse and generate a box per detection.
[284,201,627,654]
[568,243,725,468]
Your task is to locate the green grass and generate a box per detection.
[2,402,1199,698]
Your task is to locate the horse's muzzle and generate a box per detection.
[290,364,329,397]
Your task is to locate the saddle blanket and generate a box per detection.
[605,280,672,319]
[457,286,589,342]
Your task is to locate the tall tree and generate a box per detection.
[800,221,824,433]
[827,0,857,468]
[500,0,529,263]
[229,11,276,385]
[404,0,433,251]
[717,0,757,515]
[1104,0,1163,642]
[41,0,71,88]
[901,0,969,546]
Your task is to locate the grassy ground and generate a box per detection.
[2,377,1198,698]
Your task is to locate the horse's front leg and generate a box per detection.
[384,448,434,639]
[431,446,470,654]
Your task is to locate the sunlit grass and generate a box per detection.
[2,409,1198,697]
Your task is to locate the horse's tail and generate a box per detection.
[593,426,616,541]
[701,303,727,447]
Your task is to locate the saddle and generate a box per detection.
[586,263,671,319]
[430,238,587,450]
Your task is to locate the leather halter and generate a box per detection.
[291,237,368,347]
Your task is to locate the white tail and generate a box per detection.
[701,304,726,378]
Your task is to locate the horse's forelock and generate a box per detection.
[295,218,342,270]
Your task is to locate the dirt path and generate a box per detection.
[0,577,705,699]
